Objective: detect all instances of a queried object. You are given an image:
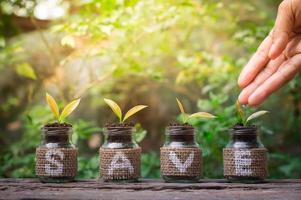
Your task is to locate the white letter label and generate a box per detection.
[45,149,64,176]
[234,150,252,176]
[169,151,194,173]
[108,152,134,175]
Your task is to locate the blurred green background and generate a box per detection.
[0,0,300,179]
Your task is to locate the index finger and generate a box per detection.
[268,0,294,59]
[238,34,273,88]
[248,54,301,106]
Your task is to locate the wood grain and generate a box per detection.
[0,179,301,200]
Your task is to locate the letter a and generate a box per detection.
[45,149,64,176]
[108,152,134,175]
[169,151,194,173]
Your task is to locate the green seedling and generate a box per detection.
[176,98,216,124]
[46,93,81,123]
[104,98,148,123]
[236,101,269,126]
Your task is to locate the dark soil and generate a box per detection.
[42,123,72,143]
[168,122,193,128]
[105,122,133,141]
[167,122,194,142]
[231,123,257,135]
[105,122,134,128]
[233,123,256,130]
[44,122,72,128]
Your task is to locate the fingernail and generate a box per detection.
[248,98,259,107]
[248,92,264,107]
[238,75,247,88]
[238,77,243,88]
[238,92,248,105]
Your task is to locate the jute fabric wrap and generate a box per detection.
[223,147,268,178]
[99,147,141,180]
[36,147,77,177]
[160,147,202,177]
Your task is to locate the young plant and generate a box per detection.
[176,98,216,124]
[236,101,269,126]
[46,93,81,123]
[104,98,148,123]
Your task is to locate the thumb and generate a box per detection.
[269,0,294,59]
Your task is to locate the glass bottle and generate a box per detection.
[36,125,77,183]
[161,125,201,183]
[102,126,138,149]
[224,125,268,183]
[100,126,140,182]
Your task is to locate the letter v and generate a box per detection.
[169,151,194,173]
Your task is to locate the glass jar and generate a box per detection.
[100,126,141,182]
[102,126,138,149]
[36,125,77,183]
[223,125,268,183]
[161,125,201,183]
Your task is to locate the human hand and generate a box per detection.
[238,0,301,106]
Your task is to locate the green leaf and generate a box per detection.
[60,99,81,121]
[246,110,269,124]
[179,113,189,124]
[16,63,37,80]
[104,98,122,122]
[176,98,185,114]
[134,130,147,143]
[123,105,148,122]
[45,93,60,120]
[189,112,216,119]
[133,124,147,143]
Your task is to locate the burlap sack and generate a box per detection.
[223,148,268,178]
[160,147,202,177]
[36,147,77,178]
[99,147,141,181]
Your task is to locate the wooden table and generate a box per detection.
[0,179,301,199]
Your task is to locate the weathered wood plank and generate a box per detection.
[0,179,301,200]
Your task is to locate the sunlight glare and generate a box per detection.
[34,0,68,20]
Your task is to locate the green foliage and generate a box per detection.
[0,105,47,178]
[176,98,216,124]
[192,93,238,177]
[133,123,147,143]
[77,155,99,178]
[15,63,37,80]
[236,101,269,126]
[269,153,301,178]
[141,152,160,178]
[0,105,101,178]
[0,0,300,180]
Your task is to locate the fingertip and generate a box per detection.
[238,79,245,88]
[247,98,260,107]
[248,102,259,108]
[240,83,259,104]
[238,64,259,89]
[238,76,248,88]
[238,94,248,105]
[248,91,265,107]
